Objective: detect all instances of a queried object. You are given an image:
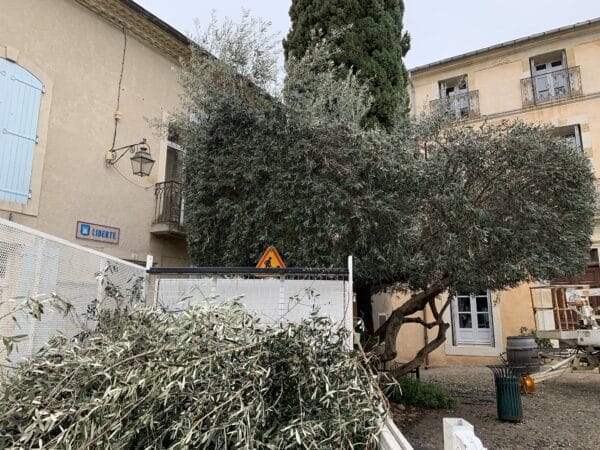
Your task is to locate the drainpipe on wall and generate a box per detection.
[408,72,417,119]
[409,71,429,368]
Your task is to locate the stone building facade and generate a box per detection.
[1,0,197,267]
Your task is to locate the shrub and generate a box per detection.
[388,376,456,409]
[519,326,553,349]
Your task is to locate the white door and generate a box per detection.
[452,292,493,345]
[531,54,567,102]
[442,78,469,118]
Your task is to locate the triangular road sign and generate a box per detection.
[256,246,286,268]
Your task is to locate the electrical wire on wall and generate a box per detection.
[109,26,151,190]
[112,26,127,149]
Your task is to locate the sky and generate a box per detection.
[136,0,600,70]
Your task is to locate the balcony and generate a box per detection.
[429,90,480,120]
[151,181,185,237]
[521,66,583,107]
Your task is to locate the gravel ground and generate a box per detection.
[394,366,600,450]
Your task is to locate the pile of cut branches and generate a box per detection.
[0,303,385,449]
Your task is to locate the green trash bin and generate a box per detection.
[487,365,523,422]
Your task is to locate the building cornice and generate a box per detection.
[73,0,197,61]
[410,17,600,76]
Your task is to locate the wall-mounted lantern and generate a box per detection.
[106,139,155,177]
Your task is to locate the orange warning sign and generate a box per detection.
[256,246,286,269]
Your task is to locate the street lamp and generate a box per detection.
[106,139,155,177]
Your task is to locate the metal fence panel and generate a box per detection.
[153,267,353,332]
[0,218,145,363]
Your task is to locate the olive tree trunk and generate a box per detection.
[365,278,451,376]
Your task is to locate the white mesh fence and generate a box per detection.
[0,218,145,363]
[152,270,353,333]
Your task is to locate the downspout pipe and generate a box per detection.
[408,72,417,119]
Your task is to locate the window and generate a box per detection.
[167,124,180,144]
[166,123,184,182]
[438,75,470,118]
[530,50,569,103]
[552,124,582,153]
[439,75,467,98]
[0,58,44,204]
[155,125,185,226]
[590,248,599,267]
[451,291,494,346]
[165,146,184,182]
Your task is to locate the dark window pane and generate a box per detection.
[476,297,489,312]
[477,314,490,329]
[459,313,472,328]
[590,248,598,264]
[458,297,471,312]
[165,147,184,182]
[167,125,180,144]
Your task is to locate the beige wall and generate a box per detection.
[410,24,600,178]
[373,285,536,367]
[411,23,600,243]
[411,26,600,115]
[394,23,600,367]
[0,0,189,266]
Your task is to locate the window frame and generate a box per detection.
[438,75,471,119]
[552,124,582,153]
[451,291,495,346]
[529,49,570,103]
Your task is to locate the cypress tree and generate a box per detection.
[283,0,411,128]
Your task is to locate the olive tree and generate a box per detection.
[176,16,596,375]
[367,112,596,374]
[178,24,417,334]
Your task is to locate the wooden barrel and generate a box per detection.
[506,336,540,375]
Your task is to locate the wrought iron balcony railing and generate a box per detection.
[429,90,480,120]
[521,66,582,107]
[154,181,184,227]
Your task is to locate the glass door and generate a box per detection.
[452,292,493,345]
[441,77,469,118]
[531,51,567,102]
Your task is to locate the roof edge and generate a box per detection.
[120,0,192,47]
[73,0,212,60]
[409,17,600,74]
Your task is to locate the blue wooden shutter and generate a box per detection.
[0,58,43,204]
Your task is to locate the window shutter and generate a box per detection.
[0,58,43,204]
